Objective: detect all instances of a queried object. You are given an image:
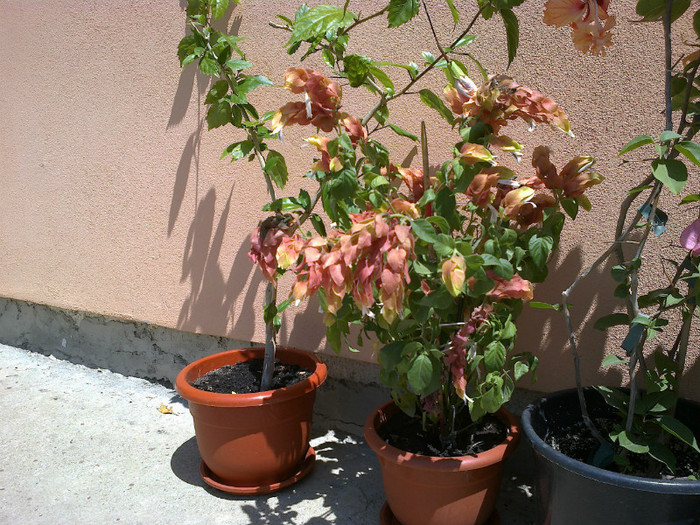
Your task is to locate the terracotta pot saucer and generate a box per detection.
[199,446,316,495]
[379,502,499,525]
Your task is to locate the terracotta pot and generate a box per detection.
[364,400,520,525]
[176,347,327,494]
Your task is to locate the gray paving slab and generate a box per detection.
[0,344,536,524]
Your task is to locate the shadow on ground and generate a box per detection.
[170,426,385,524]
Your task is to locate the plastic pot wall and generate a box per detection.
[522,388,700,525]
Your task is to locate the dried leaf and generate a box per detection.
[158,403,174,414]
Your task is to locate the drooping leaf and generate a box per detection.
[264,150,289,189]
[695,9,700,39]
[205,80,229,104]
[419,89,454,125]
[500,8,519,66]
[658,416,700,452]
[445,0,459,26]
[407,353,433,394]
[206,100,231,129]
[652,158,688,195]
[387,124,418,141]
[388,0,420,28]
[636,0,690,22]
[484,341,506,371]
[674,141,700,166]
[528,235,553,269]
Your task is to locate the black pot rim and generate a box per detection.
[521,388,700,495]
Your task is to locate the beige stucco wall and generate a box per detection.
[1,0,698,398]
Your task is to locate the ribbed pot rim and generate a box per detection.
[364,400,521,472]
[175,346,327,408]
[522,388,700,494]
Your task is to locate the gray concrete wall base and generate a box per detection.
[0,296,391,433]
[0,296,541,435]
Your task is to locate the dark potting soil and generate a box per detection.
[378,408,508,457]
[546,417,700,480]
[191,358,312,394]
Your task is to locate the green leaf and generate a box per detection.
[658,416,700,452]
[484,341,506,371]
[289,5,356,45]
[445,0,459,26]
[226,58,252,71]
[387,124,418,141]
[209,0,229,20]
[659,130,682,143]
[199,56,221,76]
[206,100,231,129]
[619,135,654,155]
[410,218,438,243]
[594,313,630,331]
[695,9,700,39]
[681,193,700,204]
[419,89,454,125]
[344,54,373,87]
[453,34,477,49]
[561,198,578,220]
[636,0,690,22]
[528,235,553,269]
[602,355,628,368]
[310,214,327,236]
[221,140,254,160]
[388,0,419,28]
[652,159,688,194]
[264,150,288,189]
[237,75,274,94]
[205,80,229,104]
[614,430,650,454]
[500,9,519,66]
[674,141,700,166]
[649,443,677,473]
[529,301,561,311]
[369,66,395,93]
[407,353,432,393]
[514,361,529,381]
[379,341,405,369]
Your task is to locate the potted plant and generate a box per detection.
[173,0,328,495]
[522,1,700,523]
[256,2,601,523]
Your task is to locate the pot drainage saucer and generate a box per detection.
[380,501,499,525]
[199,446,316,495]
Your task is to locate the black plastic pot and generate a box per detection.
[522,388,700,525]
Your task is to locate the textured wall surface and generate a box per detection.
[1,0,697,397]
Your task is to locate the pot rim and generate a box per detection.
[521,388,700,494]
[364,399,521,472]
[175,346,327,407]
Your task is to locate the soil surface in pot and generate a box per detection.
[191,359,312,394]
[546,417,700,480]
[378,408,507,457]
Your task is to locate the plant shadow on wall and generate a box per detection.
[170,429,384,524]
[169,6,266,339]
[516,245,614,389]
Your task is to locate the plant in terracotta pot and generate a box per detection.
[256,2,602,523]
[522,1,700,523]
[173,0,329,495]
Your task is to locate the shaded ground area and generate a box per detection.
[0,344,536,524]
